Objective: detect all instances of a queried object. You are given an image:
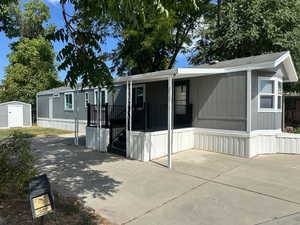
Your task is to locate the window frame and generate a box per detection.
[84,92,89,108]
[277,80,283,110]
[94,88,108,105]
[258,77,282,112]
[133,84,146,110]
[64,92,74,111]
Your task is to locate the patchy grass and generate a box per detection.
[0,191,113,225]
[0,126,73,140]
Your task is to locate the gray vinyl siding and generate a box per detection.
[190,72,247,131]
[52,90,93,120]
[251,70,282,130]
[37,95,50,118]
[0,105,8,127]
[23,104,31,126]
[37,88,108,121]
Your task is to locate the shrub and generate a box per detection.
[0,130,37,195]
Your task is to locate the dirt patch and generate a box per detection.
[0,192,114,225]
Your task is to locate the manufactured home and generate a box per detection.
[36,85,109,132]
[37,51,300,160]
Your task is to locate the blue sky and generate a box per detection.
[0,0,190,82]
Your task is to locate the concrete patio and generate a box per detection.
[32,136,300,225]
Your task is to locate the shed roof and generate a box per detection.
[0,101,31,106]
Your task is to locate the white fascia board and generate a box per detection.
[114,62,277,84]
[114,69,177,84]
[177,62,274,76]
[284,56,298,82]
[274,51,298,82]
[274,51,290,68]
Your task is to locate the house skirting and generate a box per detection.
[37,118,86,133]
[86,127,109,151]
[85,127,300,161]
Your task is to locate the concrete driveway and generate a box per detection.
[32,136,300,225]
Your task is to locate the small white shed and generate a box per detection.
[0,101,32,128]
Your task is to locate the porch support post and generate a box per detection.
[99,88,102,151]
[74,86,79,146]
[129,80,133,158]
[247,70,252,133]
[168,74,174,169]
[126,80,129,156]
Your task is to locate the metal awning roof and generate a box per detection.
[114,51,298,84]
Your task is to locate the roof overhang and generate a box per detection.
[114,51,298,84]
[0,101,31,106]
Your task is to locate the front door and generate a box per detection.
[8,105,23,128]
[132,85,146,130]
[174,80,191,128]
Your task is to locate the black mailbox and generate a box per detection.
[29,174,55,218]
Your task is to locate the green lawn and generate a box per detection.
[0,126,73,139]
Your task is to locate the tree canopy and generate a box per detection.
[0,37,60,105]
[0,0,61,112]
[190,0,300,69]
[53,0,211,88]
[0,0,17,34]
[3,0,52,39]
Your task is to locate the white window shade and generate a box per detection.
[260,80,274,94]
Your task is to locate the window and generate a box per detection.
[132,85,145,109]
[101,90,106,106]
[84,92,89,108]
[94,89,107,106]
[64,92,74,110]
[258,77,282,112]
[175,84,187,115]
[94,90,98,104]
[277,81,283,110]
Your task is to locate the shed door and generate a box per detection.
[8,105,23,128]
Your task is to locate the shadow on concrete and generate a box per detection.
[59,135,87,146]
[31,136,122,201]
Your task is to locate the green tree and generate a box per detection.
[0,0,62,120]
[190,0,300,70]
[4,0,53,38]
[110,0,210,75]
[0,37,60,105]
[53,0,211,87]
[0,0,18,33]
